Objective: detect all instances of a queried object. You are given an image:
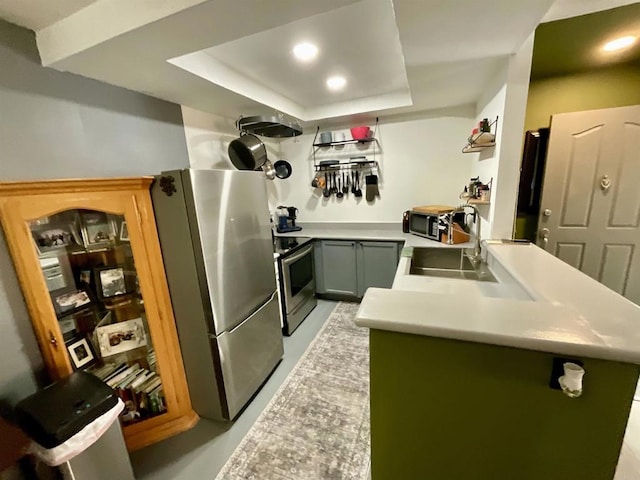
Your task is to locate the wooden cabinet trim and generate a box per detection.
[0,177,153,196]
[0,178,197,449]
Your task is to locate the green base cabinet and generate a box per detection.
[370,329,639,480]
[357,241,401,297]
[314,240,401,299]
[315,240,358,296]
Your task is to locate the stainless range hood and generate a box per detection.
[237,114,303,138]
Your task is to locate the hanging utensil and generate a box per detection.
[323,172,330,198]
[351,171,356,194]
[337,175,344,199]
[342,172,348,194]
[262,159,276,180]
[355,171,363,197]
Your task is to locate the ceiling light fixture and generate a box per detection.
[602,35,637,52]
[326,76,347,91]
[292,42,318,62]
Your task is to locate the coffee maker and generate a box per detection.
[275,205,302,233]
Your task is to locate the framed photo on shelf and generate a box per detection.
[58,315,77,341]
[31,222,83,255]
[96,266,130,298]
[78,269,92,287]
[66,336,96,370]
[96,317,147,357]
[119,221,129,242]
[52,289,92,316]
[79,211,116,249]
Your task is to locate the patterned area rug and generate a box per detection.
[215,302,370,480]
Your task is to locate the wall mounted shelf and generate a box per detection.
[462,116,498,153]
[312,117,379,149]
[311,118,382,177]
[313,137,375,148]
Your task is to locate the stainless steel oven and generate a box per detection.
[276,239,317,335]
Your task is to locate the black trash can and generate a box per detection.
[15,371,134,479]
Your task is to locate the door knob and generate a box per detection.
[540,228,550,249]
[543,209,552,217]
[600,175,612,191]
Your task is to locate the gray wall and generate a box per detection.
[0,19,190,407]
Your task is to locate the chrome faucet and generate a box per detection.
[447,204,482,263]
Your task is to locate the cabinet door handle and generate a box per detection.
[49,331,58,349]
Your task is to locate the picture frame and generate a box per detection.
[79,211,116,249]
[78,269,92,287]
[31,222,83,255]
[52,289,92,316]
[95,317,147,357]
[95,266,130,299]
[66,336,96,370]
[119,221,129,242]
[58,315,77,341]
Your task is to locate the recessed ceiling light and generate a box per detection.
[326,76,347,91]
[602,35,637,52]
[292,42,318,62]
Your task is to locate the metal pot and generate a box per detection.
[228,134,267,171]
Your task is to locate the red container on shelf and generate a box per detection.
[350,126,371,140]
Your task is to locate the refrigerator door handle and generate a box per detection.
[227,291,277,335]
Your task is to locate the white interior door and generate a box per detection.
[538,105,640,304]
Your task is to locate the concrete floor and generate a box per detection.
[130,300,338,480]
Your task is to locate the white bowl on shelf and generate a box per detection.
[468,132,495,146]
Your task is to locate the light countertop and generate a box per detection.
[275,222,474,247]
[276,222,640,364]
[358,241,640,364]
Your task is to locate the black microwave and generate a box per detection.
[409,211,440,240]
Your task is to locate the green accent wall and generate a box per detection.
[516,64,640,239]
[525,64,640,132]
[370,329,639,480]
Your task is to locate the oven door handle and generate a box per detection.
[283,244,313,265]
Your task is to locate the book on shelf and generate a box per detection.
[102,363,128,383]
[134,372,157,394]
[117,367,145,390]
[142,376,162,394]
[89,363,117,380]
[106,363,139,388]
[130,371,155,391]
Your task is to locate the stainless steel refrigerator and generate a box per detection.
[151,169,284,421]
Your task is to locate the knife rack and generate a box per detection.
[314,160,379,173]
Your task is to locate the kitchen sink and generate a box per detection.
[409,247,497,282]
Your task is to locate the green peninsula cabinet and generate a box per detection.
[314,239,401,299]
[357,280,640,480]
[369,330,636,480]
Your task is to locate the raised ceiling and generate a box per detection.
[532,2,640,80]
[0,0,626,124]
[169,0,411,121]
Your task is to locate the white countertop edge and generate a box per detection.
[354,315,640,364]
[355,288,640,364]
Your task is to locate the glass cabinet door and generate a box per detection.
[30,208,167,425]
